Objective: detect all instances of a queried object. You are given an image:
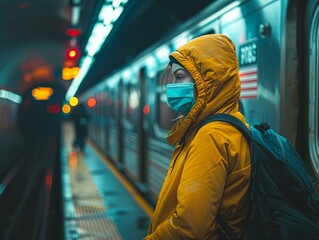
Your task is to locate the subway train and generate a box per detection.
[77,0,319,205]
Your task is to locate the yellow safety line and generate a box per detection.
[88,139,154,218]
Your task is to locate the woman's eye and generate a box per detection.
[176,74,184,81]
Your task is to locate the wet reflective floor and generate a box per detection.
[61,122,151,240]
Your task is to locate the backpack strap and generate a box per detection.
[198,113,251,143]
[216,214,239,240]
[198,113,252,240]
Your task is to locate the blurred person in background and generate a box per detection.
[70,103,90,152]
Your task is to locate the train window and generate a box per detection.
[114,80,124,121]
[155,70,178,131]
[124,83,139,123]
[107,90,115,120]
[123,83,130,121]
[105,90,113,120]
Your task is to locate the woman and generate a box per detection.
[144,34,251,239]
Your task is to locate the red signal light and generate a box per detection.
[69,50,77,58]
[46,104,60,114]
[66,47,79,60]
[66,28,82,38]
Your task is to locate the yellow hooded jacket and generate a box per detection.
[145,34,251,239]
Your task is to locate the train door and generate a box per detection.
[107,88,119,163]
[93,94,99,145]
[220,0,281,132]
[122,76,141,182]
[146,69,177,202]
[121,68,149,190]
[109,80,124,166]
[99,91,107,153]
[300,0,319,183]
[104,88,111,154]
[118,80,124,166]
[97,91,104,149]
[138,67,148,189]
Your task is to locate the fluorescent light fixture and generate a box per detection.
[66,56,94,100]
[65,0,130,100]
[155,45,170,62]
[112,6,124,22]
[0,89,22,103]
[198,0,243,28]
[172,33,189,49]
[146,55,157,78]
[99,5,113,23]
[71,6,81,26]
[146,55,156,67]
[106,75,120,88]
[122,69,132,79]
[85,23,113,56]
[221,5,242,24]
[112,0,122,8]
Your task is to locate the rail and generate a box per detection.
[0,135,63,240]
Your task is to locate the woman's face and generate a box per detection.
[171,66,198,98]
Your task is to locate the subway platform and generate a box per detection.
[60,122,152,240]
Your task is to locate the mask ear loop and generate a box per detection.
[170,115,184,122]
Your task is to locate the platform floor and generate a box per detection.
[60,122,152,240]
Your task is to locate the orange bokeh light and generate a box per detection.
[87,97,96,108]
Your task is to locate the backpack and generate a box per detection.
[199,113,319,240]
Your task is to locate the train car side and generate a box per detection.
[80,0,319,204]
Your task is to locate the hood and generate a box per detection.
[166,34,241,145]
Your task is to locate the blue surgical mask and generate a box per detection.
[166,82,195,115]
